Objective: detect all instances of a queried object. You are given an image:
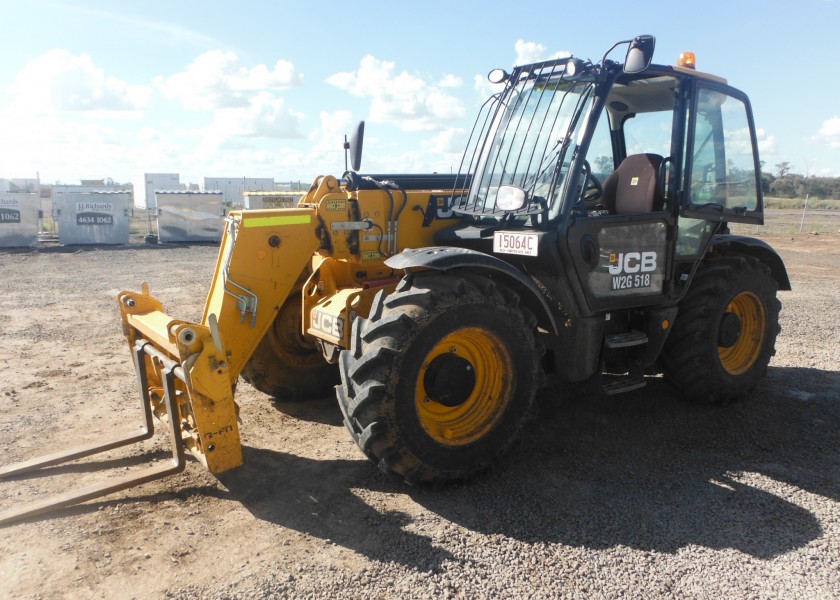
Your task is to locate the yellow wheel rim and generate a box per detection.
[415,327,513,446]
[718,291,766,376]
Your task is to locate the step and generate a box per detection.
[605,330,648,349]
[602,375,647,395]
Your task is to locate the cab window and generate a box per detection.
[687,87,760,212]
[587,107,615,186]
[623,106,675,158]
[577,75,679,216]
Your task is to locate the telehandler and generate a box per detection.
[0,36,789,524]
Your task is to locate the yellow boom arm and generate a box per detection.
[118,208,321,474]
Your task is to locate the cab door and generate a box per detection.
[681,82,764,225]
[566,215,672,313]
[563,71,685,314]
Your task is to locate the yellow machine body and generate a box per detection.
[119,175,462,473]
[0,173,464,524]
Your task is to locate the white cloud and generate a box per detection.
[47,4,218,48]
[309,111,354,151]
[179,136,347,185]
[146,52,308,170]
[724,126,771,156]
[326,55,465,132]
[472,38,575,102]
[200,92,305,141]
[473,73,503,100]
[755,128,777,155]
[514,40,572,65]
[515,40,549,65]
[301,111,357,172]
[438,74,463,88]
[810,116,840,149]
[0,50,153,181]
[419,128,469,172]
[422,128,468,155]
[10,49,150,114]
[156,50,303,110]
[0,108,162,183]
[244,93,305,138]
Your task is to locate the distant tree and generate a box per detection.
[770,175,797,198]
[760,171,775,195]
[593,155,613,175]
[761,165,840,199]
[807,177,829,198]
[774,162,793,178]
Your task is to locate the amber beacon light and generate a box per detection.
[678,51,697,69]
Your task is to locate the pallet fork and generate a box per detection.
[0,341,189,526]
[0,209,321,526]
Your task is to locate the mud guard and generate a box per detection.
[710,234,791,290]
[385,246,559,334]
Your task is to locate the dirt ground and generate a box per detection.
[0,210,838,598]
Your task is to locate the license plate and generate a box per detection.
[610,273,653,291]
[493,231,540,257]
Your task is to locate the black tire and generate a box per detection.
[336,271,542,484]
[241,293,338,399]
[661,254,781,404]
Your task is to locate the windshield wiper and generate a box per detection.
[522,137,569,193]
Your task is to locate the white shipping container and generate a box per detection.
[0,192,39,248]
[53,191,132,245]
[154,191,225,243]
[135,173,180,209]
[203,177,274,206]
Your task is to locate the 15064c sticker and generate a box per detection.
[493,230,541,257]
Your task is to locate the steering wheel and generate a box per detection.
[580,160,603,205]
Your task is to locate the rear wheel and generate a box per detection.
[661,255,781,404]
[241,293,338,399]
[337,272,541,484]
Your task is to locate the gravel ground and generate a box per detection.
[0,214,838,599]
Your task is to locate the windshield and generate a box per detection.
[453,62,596,220]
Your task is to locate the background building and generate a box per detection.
[203,177,274,207]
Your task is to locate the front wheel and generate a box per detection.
[241,293,338,399]
[661,255,781,404]
[337,272,542,484]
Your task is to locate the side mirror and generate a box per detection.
[624,35,656,74]
[349,121,365,172]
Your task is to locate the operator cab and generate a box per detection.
[564,53,764,314]
[450,36,765,317]
[578,60,763,232]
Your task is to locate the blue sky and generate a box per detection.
[2,0,839,186]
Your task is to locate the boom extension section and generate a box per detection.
[0,208,321,525]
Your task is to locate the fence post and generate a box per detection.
[798,194,810,233]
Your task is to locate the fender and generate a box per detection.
[710,234,791,290]
[385,246,559,334]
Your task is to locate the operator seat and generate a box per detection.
[601,153,665,214]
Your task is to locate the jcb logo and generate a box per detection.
[608,251,658,275]
[435,197,454,219]
[312,309,344,339]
